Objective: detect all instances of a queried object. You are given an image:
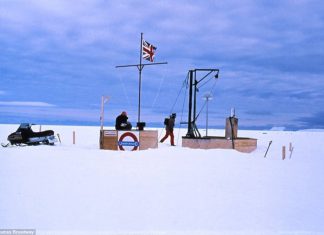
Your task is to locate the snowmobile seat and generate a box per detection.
[17,123,54,138]
[30,130,54,138]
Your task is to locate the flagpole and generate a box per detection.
[116,32,167,130]
[138,32,143,125]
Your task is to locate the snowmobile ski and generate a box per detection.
[1,143,9,148]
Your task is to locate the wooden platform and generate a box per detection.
[100,130,158,151]
[182,136,257,153]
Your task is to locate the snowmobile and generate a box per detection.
[1,123,57,147]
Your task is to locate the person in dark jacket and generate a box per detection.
[115,111,132,130]
[160,113,176,146]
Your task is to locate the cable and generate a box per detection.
[150,67,167,109]
[169,72,189,114]
[176,78,188,145]
[117,74,131,108]
[194,78,219,122]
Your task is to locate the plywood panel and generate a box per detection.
[182,137,257,153]
[225,117,238,139]
[139,130,158,150]
[100,130,118,150]
[100,130,158,151]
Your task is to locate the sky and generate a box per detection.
[1,0,324,130]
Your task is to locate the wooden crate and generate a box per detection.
[100,130,158,151]
[100,130,118,150]
[139,130,158,150]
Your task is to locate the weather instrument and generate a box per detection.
[203,92,213,137]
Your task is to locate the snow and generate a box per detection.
[1,124,324,235]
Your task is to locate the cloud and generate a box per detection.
[1,0,324,129]
[0,101,56,107]
[295,112,324,129]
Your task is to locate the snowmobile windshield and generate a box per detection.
[18,123,32,130]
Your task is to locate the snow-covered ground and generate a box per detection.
[1,124,324,235]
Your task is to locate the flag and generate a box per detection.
[142,39,156,62]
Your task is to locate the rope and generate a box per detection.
[169,72,189,114]
[198,76,214,89]
[194,78,219,122]
[150,67,167,109]
[158,72,189,146]
[176,77,188,145]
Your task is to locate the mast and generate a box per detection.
[138,33,143,124]
[187,70,194,137]
[116,33,167,129]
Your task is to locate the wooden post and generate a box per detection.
[264,140,272,158]
[57,133,61,143]
[73,131,76,145]
[289,143,294,159]
[282,146,286,160]
[100,96,110,131]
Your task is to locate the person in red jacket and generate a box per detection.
[160,113,176,146]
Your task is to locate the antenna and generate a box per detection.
[203,92,213,137]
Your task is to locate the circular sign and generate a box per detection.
[118,132,139,151]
